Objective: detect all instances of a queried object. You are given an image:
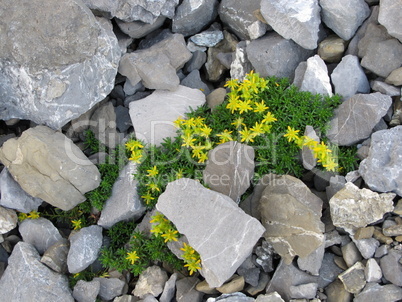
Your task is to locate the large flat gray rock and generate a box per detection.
[129,85,205,146]
[0,242,74,301]
[0,126,101,211]
[0,1,120,129]
[156,178,265,288]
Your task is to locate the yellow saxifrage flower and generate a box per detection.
[161,229,179,243]
[147,166,159,177]
[181,133,196,148]
[27,211,40,219]
[237,100,253,114]
[239,127,257,143]
[126,251,139,265]
[253,101,268,113]
[71,219,82,230]
[231,117,245,129]
[184,259,201,275]
[129,150,143,163]
[197,151,208,163]
[146,182,160,192]
[283,126,300,142]
[216,129,233,144]
[141,192,155,205]
[262,112,277,124]
[250,122,265,135]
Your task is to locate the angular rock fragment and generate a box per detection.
[0,0,120,129]
[116,17,166,39]
[0,126,101,211]
[354,283,402,302]
[40,238,69,274]
[73,279,100,302]
[326,93,392,146]
[0,242,74,301]
[176,276,204,302]
[203,141,255,203]
[0,206,17,235]
[260,0,321,50]
[380,249,402,286]
[94,277,127,301]
[299,55,333,96]
[359,126,402,196]
[156,178,265,287]
[258,174,324,264]
[129,85,205,146]
[133,266,168,299]
[338,261,366,294]
[364,258,382,283]
[378,0,402,43]
[329,182,395,234]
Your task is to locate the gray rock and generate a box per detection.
[329,182,395,234]
[190,30,224,47]
[318,252,345,288]
[172,0,218,37]
[245,272,270,296]
[115,105,132,133]
[341,241,362,267]
[176,276,204,302]
[94,277,127,301]
[219,0,268,40]
[326,175,346,201]
[207,292,254,302]
[255,292,284,302]
[124,80,144,96]
[129,85,205,146]
[386,67,402,86]
[260,0,321,50]
[217,275,245,294]
[114,295,137,302]
[325,279,353,302]
[297,242,325,276]
[98,162,146,229]
[358,22,393,58]
[247,32,313,81]
[326,93,392,146]
[119,34,192,91]
[0,126,101,211]
[258,174,324,264]
[116,16,166,39]
[371,80,401,96]
[0,242,74,301]
[289,282,318,299]
[156,178,265,288]
[255,240,276,273]
[19,218,62,255]
[354,282,402,302]
[266,259,318,301]
[40,238,69,274]
[378,0,402,43]
[359,126,402,196]
[383,224,402,236]
[203,142,255,203]
[338,261,366,294]
[320,0,370,40]
[318,35,347,63]
[73,279,100,302]
[230,41,253,81]
[364,258,382,282]
[0,168,43,213]
[160,272,178,302]
[293,62,308,88]
[181,70,211,95]
[0,1,120,129]
[83,0,178,23]
[299,55,332,96]
[353,237,379,259]
[330,55,370,100]
[380,248,402,286]
[67,225,103,274]
[184,51,207,73]
[133,266,168,299]
[0,206,17,235]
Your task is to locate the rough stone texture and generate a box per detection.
[265,259,318,301]
[318,35,346,63]
[318,253,345,288]
[355,282,402,302]
[67,225,103,274]
[325,279,353,302]
[190,29,224,47]
[341,241,362,267]
[208,292,254,302]
[94,277,127,301]
[19,218,62,255]
[329,182,395,234]
[299,55,332,96]
[378,0,402,43]
[116,16,166,39]
[73,279,100,302]
[371,80,401,96]
[0,242,74,301]
[353,237,379,259]
[258,174,324,264]
[172,0,218,37]
[0,126,101,211]
[0,168,43,213]
[297,242,325,276]
[247,32,313,81]
[203,142,255,203]
[184,51,207,73]
[364,258,382,282]
[330,55,370,100]
[119,34,192,91]
[219,0,268,41]
[255,292,285,302]
[83,0,179,23]
[380,249,402,286]
[326,93,392,146]
[386,67,402,86]
[156,178,265,287]
[181,70,211,95]
[320,0,370,40]
[40,238,69,274]
[0,206,17,235]
[160,272,178,302]
[260,0,321,50]
[133,266,168,299]
[176,276,204,302]
[359,126,402,196]
[0,1,120,129]
[98,162,146,229]
[230,41,253,81]
[216,275,245,294]
[289,282,318,299]
[129,86,205,146]
[338,261,366,294]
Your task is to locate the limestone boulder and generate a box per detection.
[156,178,265,287]
[378,0,402,43]
[0,0,120,129]
[0,126,101,211]
[299,55,333,96]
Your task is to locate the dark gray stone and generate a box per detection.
[94,277,127,301]
[260,0,321,50]
[318,252,345,288]
[67,225,103,274]
[160,272,178,302]
[378,0,402,42]
[115,105,132,133]
[327,93,392,146]
[0,1,120,129]
[247,32,313,81]
[181,70,211,95]
[73,279,100,302]
[255,240,276,273]
[184,51,207,73]
[380,249,402,286]
[40,238,69,274]
[326,175,346,201]
[0,242,74,301]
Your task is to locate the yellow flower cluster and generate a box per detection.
[18,210,40,221]
[126,139,144,163]
[126,250,140,265]
[180,242,201,275]
[150,212,179,243]
[284,126,338,172]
